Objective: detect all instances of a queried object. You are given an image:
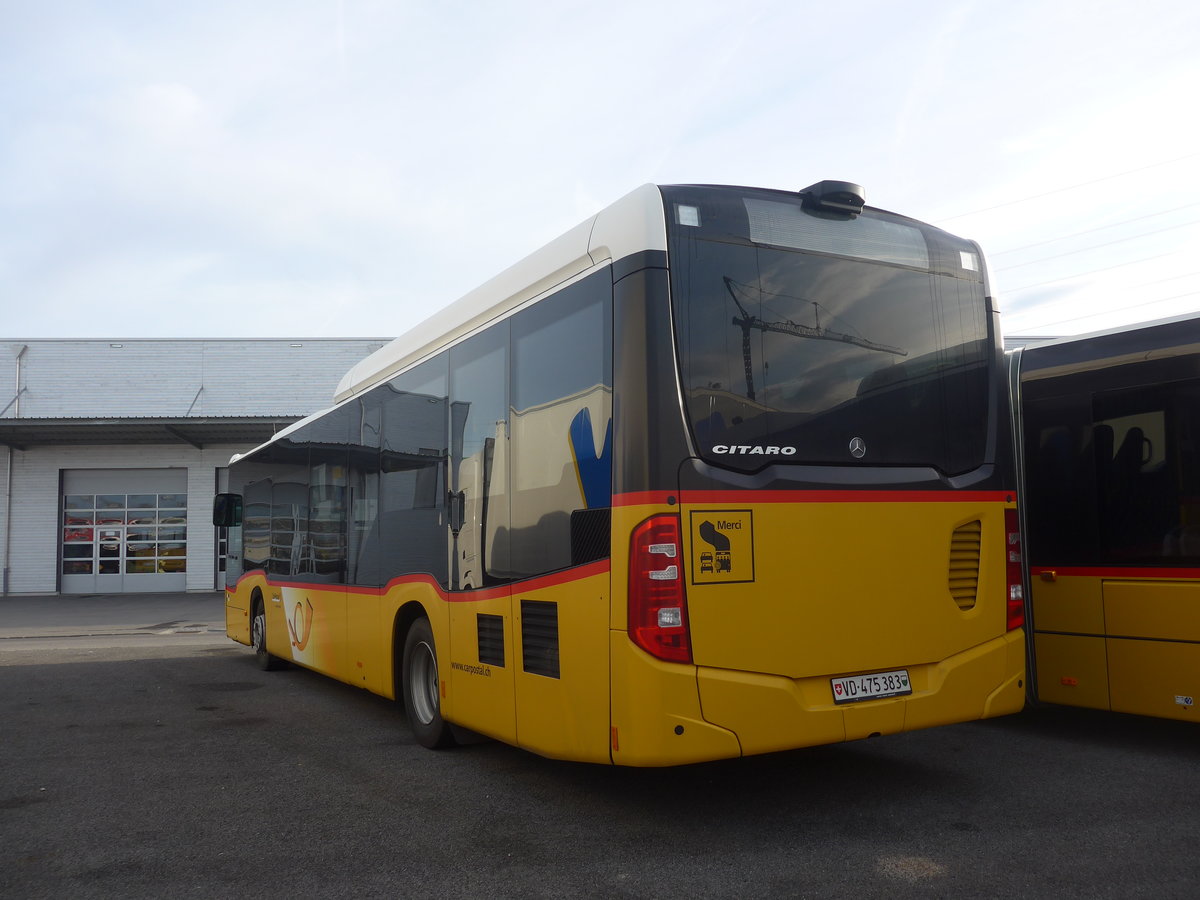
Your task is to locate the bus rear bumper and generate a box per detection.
[696,629,1026,757]
[609,633,742,767]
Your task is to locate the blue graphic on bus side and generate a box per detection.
[569,407,612,509]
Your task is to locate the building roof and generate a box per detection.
[0,416,299,450]
[0,338,387,449]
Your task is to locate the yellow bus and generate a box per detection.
[1011,314,1200,722]
[214,181,1026,765]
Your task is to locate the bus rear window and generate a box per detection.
[666,187,992,475]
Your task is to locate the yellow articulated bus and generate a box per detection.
[214,181,1026,766]
[1011,314,1200,722]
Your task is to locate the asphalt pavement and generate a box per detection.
[0,591,226,640]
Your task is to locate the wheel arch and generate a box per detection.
[391,600,432,700]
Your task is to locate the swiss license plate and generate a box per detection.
[831,669,912,704]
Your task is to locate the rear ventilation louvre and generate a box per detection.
[521,600,560,679]
[477,614,505,667]
[949,520,982,610]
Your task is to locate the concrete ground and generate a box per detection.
[0,591,226,640]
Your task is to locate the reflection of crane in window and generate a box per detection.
[724,276,907,401]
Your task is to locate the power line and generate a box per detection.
[936,150,1200,223]
[1013,290,1200,332]
[1003,249,1180,294]
[989,202,1200,255]
[993,218,1200,272]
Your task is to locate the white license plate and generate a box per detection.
[830,669,912,704]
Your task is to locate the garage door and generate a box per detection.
[60,469,189,594]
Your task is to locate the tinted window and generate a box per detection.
[306,405,352,583]
[347,394,382,587]
[1022,394,1100,565]
[1023,362,1200,567]
[666,186,991,475]
[249,440,309,578]
[377,354,449,586]
[450,327,508,589]
[509,272,612,577]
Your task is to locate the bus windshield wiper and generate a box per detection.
[724,276,907,400]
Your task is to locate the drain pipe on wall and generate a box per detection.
[3,344,28,596]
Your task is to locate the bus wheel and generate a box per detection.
[251,600,285,671]
[402,618,455,749]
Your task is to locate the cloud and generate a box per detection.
[1,0,1197,340]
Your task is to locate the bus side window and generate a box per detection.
[379,353,450,588]
[508,271,612,578]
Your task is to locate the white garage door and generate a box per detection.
[60,469,189,594]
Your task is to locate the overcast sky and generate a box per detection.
[3,1,1198,342]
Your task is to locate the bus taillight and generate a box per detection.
[628,514,692,664]
[1005,509,1025,631]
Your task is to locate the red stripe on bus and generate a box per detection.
[1030,565,1200,580]
[614,489,1013,506]
[237,559,612,602]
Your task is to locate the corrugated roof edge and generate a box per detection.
[1006,311,1200,354]
[332,183,667,404]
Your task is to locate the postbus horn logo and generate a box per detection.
[288,597,314,651]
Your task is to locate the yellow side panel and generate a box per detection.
[345,592,382,692]
[513,572,610,764]
[1104,581,1200,642]
[609,634,741,766]
[1108,638,1200,722]
[225,588,250,645]
[1031,576,1104,634]
[263,585,290,661]
[446,593,516,744]
[279,585,348,680]
[1033,632,1110,710]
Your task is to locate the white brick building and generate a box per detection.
[0,339,386,595]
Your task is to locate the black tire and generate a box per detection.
[251,600,285,671]
[402,618,455,749]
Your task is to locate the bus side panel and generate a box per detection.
[1104,580,1200,642]
[447,590,517,744]
[345,589,383,693]
[1105,580,1200,720]
[276,583,348,679]
[225,583,251,646]
[1031,576,1105,635]
[1108,638,1200,721]
[1033,633,1110,710]
[512,569,610,763]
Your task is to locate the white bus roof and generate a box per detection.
[333,183,667,404]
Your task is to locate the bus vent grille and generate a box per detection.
[477,614,505,667]
[521,600,560,679]
[949,520,982,610]
[571,507,611,566]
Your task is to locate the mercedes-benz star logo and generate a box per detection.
[848,437,867,459]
